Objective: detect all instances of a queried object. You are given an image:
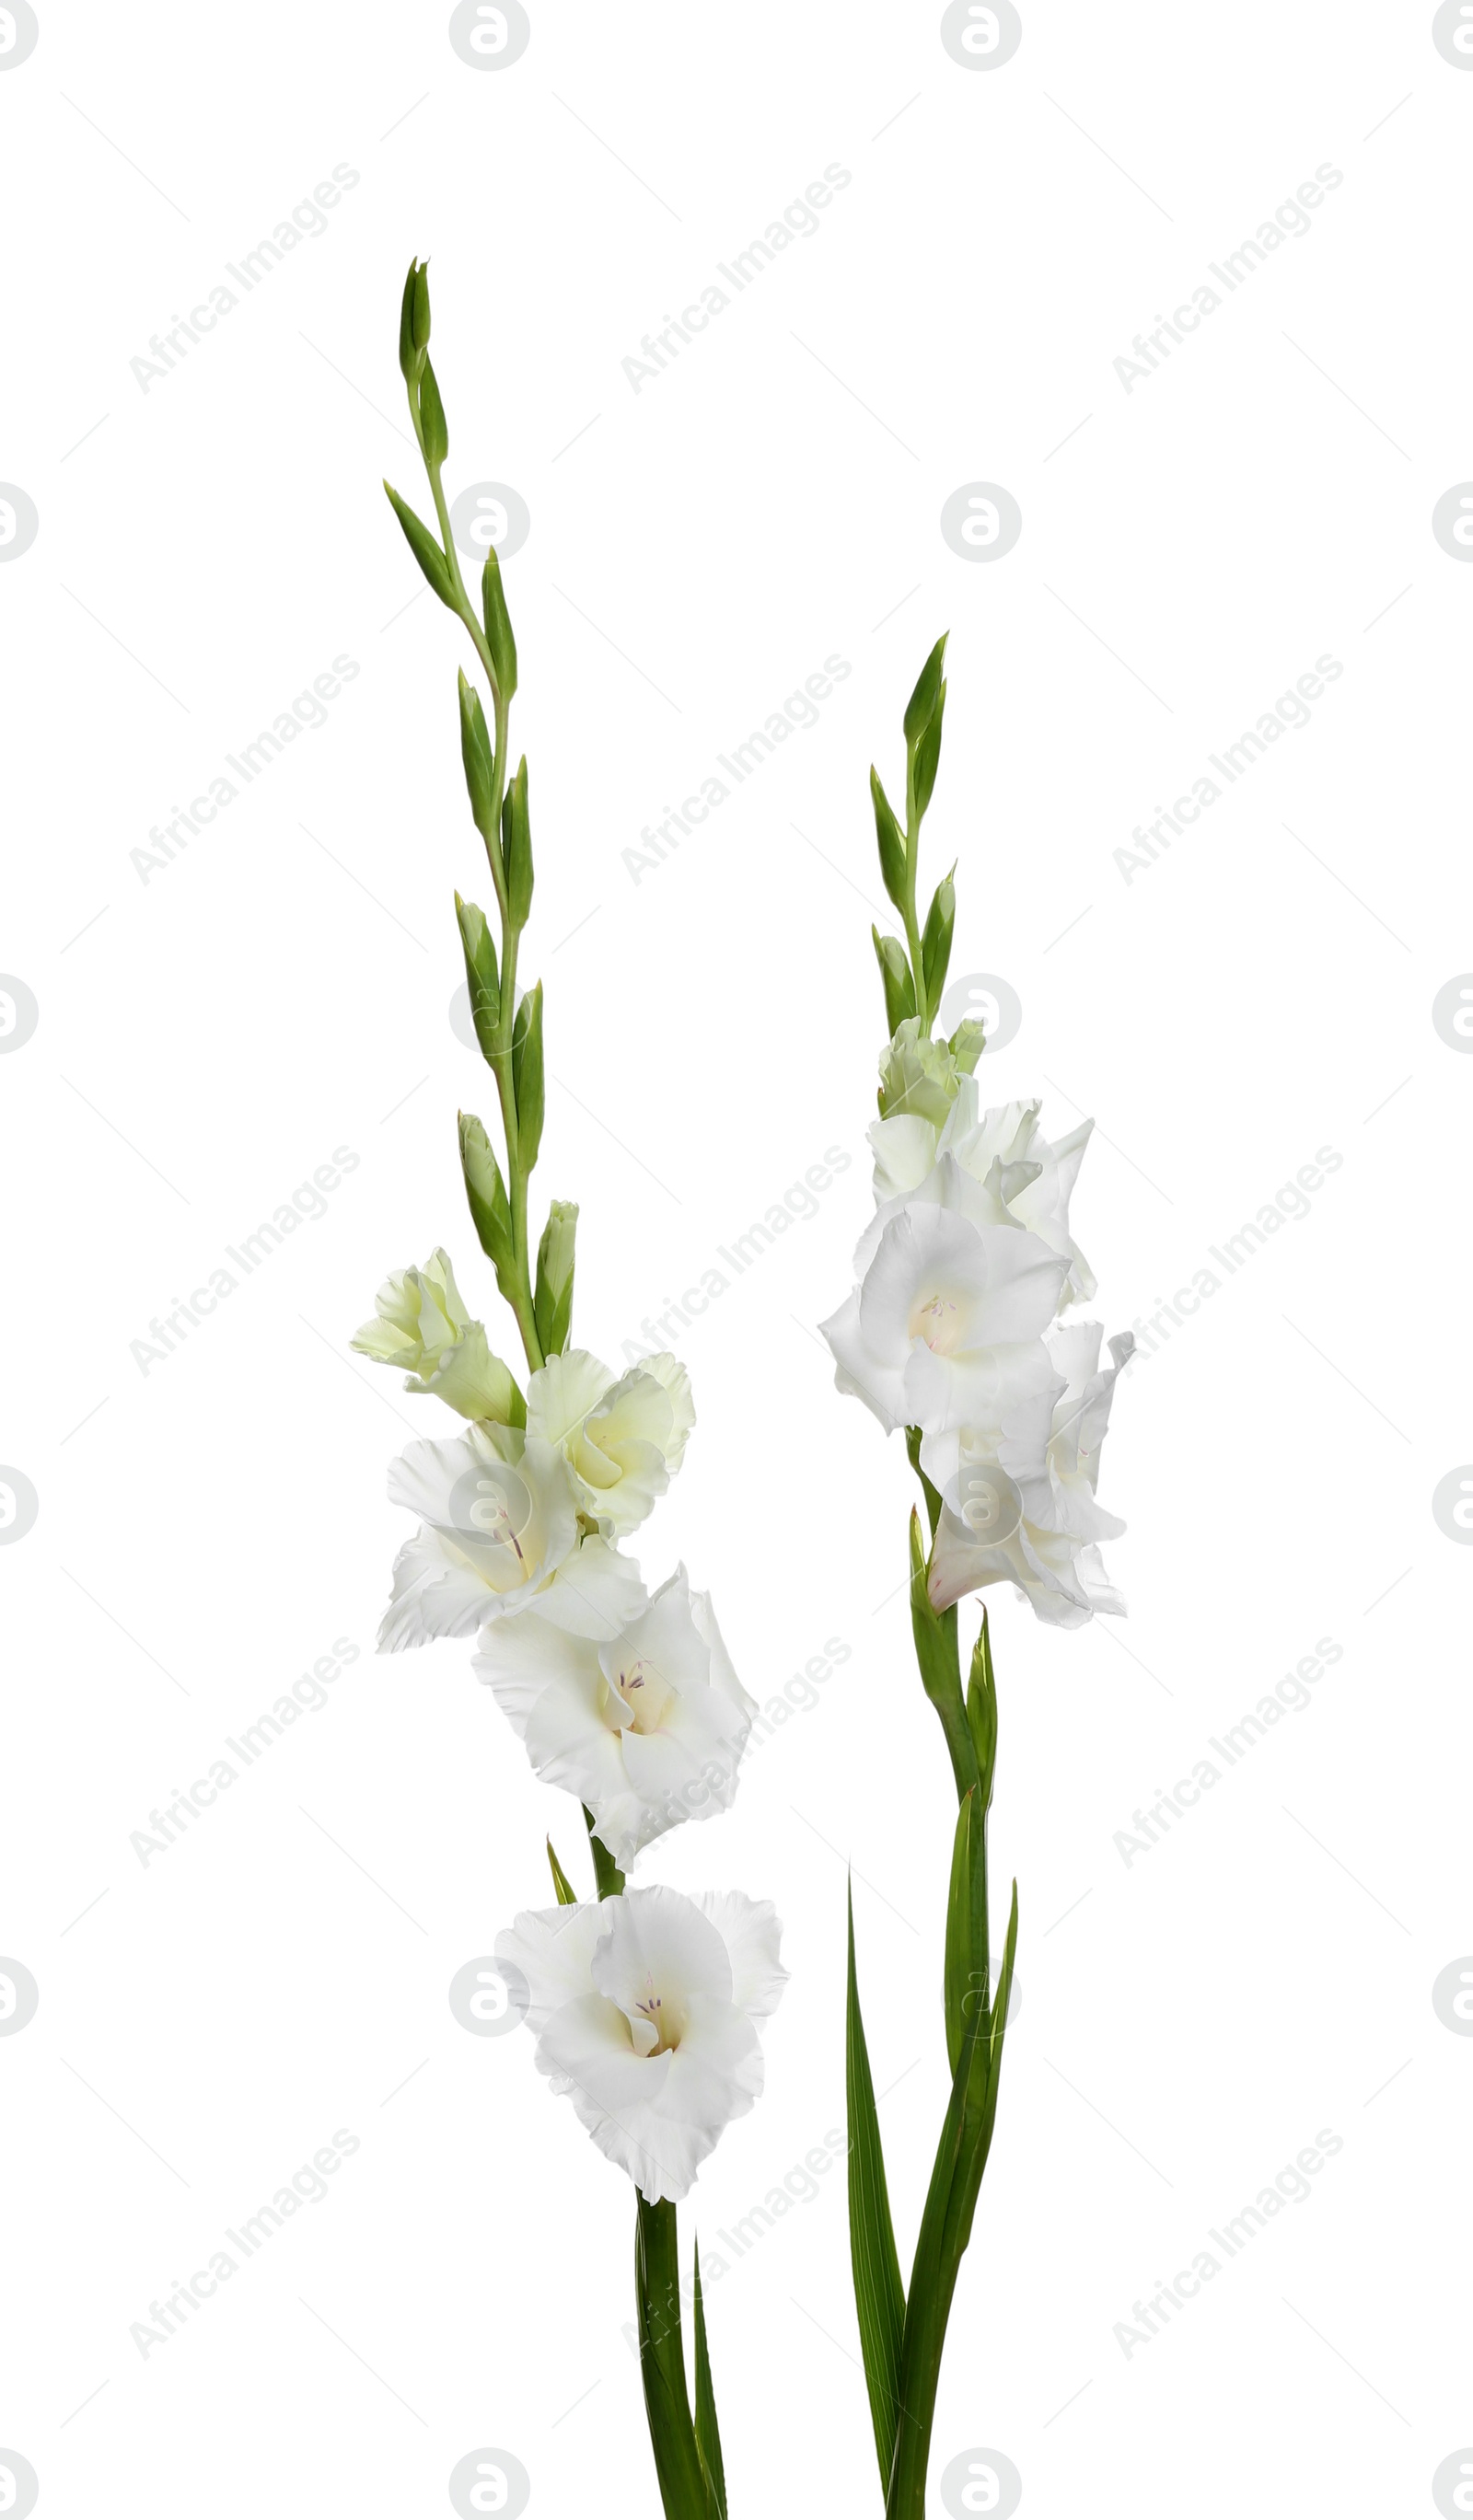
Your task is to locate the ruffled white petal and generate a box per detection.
[474,1566,753,1867]
[925,1325,1133,1624]
[693,1890,788,2020]
[377,1524,499,1652]
[535,1536,649,1639]
[495,1885,783,2203]
[494,1902,610,2033]
[526,1348,695,1536]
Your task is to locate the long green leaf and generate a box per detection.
[691,2238,727,2518]
[952,1881,1018,2258]
[846,1882,906,2490]
[635,2195,708,2519]
[885,2036,980,2514]
[887,1882,1019,2517]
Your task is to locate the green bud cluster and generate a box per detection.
[380,259,573,1370]
[877,1017,982,1126]
[866,631,976,1049]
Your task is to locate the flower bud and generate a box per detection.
[878,1017,968,1126]
[511,984,545,1170]
[458,1111,514,1277]
[903,631,948,748]
[455,892,500,1057]
[871,926,916,1035]
[351,1248,524,1427]
[383,480,452,606]
[920,872,956,1019]
[869,767,907,911]
[353,1246,470,1376]
[948,1016,985,1075]
[967,1612,997,1809]
[418,354,448,468]
[912,677,946,819]
[534,1199,578,1357]
[505,756,533,925]
[481,547,518,701]
[457,669,497,846]
[419,1319,525,1427]
[398,259,428,384]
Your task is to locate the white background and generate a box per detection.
[2,3,1471,2514]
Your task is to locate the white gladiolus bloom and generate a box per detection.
[871,1086,1096,1307]
[378,1423,646,1651]
[820,1156,1068,1439]
[526,1348,695,1535]
[496,1884,786,2202]
[923,1324,1134,1627]
[473,1568,756,1867]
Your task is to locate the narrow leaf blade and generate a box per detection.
[952,1879,1018,2259]
[846,1882,906,2490]
[546,1838,577,1905]
[691,2238,727,2518]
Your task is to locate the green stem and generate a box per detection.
[930,1647,980,1806]
[907,1449,979,1809]
[425,458,504,713]
[414,425,544,1375]
[890,1452,1015,2514]
[636,2193,710,2517]
[905,1427,944,1539]
[885,2221,967,2512]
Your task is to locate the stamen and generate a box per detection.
[920,1295,958,1353]
[474,1499,526,1563]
